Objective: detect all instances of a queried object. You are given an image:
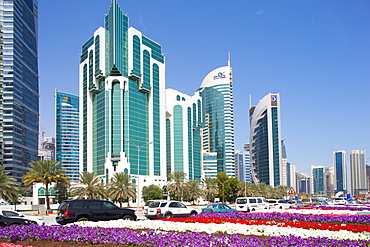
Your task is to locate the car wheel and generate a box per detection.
[164,213,172,218]
[190,211,197,216]
[279,206,282,209]
[122,215,134,221]
[251,208,255,212]
[77,217,88,222]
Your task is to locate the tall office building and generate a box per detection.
[165,88,202,180]
[0,2,3,167]
[333,150,347,195]
[311,166,326,196]
[55,91,79,182]
[249,93,282,186]
[0,0,39,183]
[350,150,367,195]
[80,1,166,185]
[235,144,251,183]
[325,166,334,198]
[296,171,310,194]
[200,61,235,177]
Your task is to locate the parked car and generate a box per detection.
[266,199,292,210]
[143,200,157,215]
[301,198,320,207]
[201,203,236,213]
[0,214,37,227]
[235,197,268,212]
[145,200,198,219]
[0,209,45,225]
[55,199,137,225]
[333,198,347,205]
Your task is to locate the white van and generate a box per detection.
[236,197,268,212]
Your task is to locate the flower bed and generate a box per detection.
[1,208,370,246]
[0,224,370,247]
[198,211,370,224]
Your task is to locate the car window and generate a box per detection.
[102,201,116,209]
[89,201,102,209]
[71,201,85,209]
[250,199,257,203]
[2,211,19,217]
[59,202,68,210]
[257,198,262,203]
[160,202,167,207]
[225,205,232,209]
[149,202,160,208]
[218,204,225,209]
[178,203,186,208]
[302,199,310,203]
[145,201,154,206]
[236,199,247,204]
[169,202,179,208]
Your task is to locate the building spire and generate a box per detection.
[228,52,231,67]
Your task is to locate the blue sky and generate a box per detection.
[38,0,370,175]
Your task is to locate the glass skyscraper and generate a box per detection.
[311,166,326,196]
[165,88,202,180]
[55,91,79,182]
[200,62,235,177]
[249,93,282,186]
[79,1,166,186]
[0,0,39,183]
[333,150,347,194]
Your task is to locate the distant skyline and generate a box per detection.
[38,0,370,175]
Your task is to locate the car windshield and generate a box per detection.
[145,201,154,206]
[149,202,160,208]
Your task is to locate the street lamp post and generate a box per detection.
[126,140,153,211]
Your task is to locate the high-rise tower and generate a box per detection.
[350,150,367,195]
[200,61,235,177]
[0,0,39,183]
[55,91,79,182]
[165,89,202,180]
[249,93,282,186]
[333,150,347,195]
[79,1,166,185]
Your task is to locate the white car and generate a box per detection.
[145,200,198,219]
[0,209,45,225]
[267,199,292,210]
[235,197,269,212]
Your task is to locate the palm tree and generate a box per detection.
[184,180,202,204]
[215,172,229,203]
[70,171,105,199]
[167,171,188,201]
[107,172,136,207]
[23,160,68,210]
[201,177,218,203]
[0,166,19,203]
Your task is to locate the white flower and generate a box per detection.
[74,219,369,241]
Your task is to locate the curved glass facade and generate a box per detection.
[249,93,281,186]
[200,65,235,177]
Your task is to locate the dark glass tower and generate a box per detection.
[0,0,39,183]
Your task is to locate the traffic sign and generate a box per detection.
[288,187,296,194]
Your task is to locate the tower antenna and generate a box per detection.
[228,52,231,67]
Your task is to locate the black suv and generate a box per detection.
[56,199,137,225]
[0,215,37,227]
